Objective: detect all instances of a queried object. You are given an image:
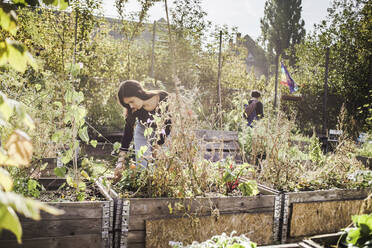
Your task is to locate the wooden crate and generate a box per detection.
[0,179,115,248]
[84,129,243,162]
[196,129,242,163]
[281,189,371,243]
[107,184,281,248]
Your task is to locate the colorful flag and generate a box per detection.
[280,62,298,93]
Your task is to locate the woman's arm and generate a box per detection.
[120,114,135,151]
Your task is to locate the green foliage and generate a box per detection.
[345,214,372,247]
[357,134,372,157]
[0,0,69,242]
[308,133,325,166]
[221,161,258,196]
[260,0,305,65]
[225,93,369,192]
[171,231,256,248]
[291,0,372,132]
[114,95,259,198]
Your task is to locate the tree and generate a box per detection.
[0,0,68,242]
[292,0,371,133]
[260,0,305,107]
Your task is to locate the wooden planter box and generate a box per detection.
[0,179,114,248]
[104,183,281,248]
[281,188,370,243]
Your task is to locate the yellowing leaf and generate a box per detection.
[7,40,27,73]
[90,140,97,148]
[0,191,64,220]
[0,93,13,122]
[0,205,22,243]
[23,114,34,129]
[5,130,33,167]
[81,170,90,180]
[0,168,13,191]
[0,9,18,35]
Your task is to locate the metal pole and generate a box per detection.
[323,47,330,135]
[273,54,279,109]
[151,21,156,79]
[217,30,223,128]
[73,10,78,66]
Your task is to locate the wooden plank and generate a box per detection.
[128,198,218,215]
[126,196,275,231]
[128,196,275,216]
[204,141,240,150]
[146,212,274,246]
[257,184,280,195]
[19,202,107,221]
[126,243,145,248]
[216,195,275,212]
[203,151,242,162]
[196,130,238,142]
[0,219,102,240]
[0,234,102,248]
[128,230,145,244]
[259,244,300,248]
[287,188,370,203]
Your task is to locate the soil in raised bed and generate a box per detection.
[38,181,107,202]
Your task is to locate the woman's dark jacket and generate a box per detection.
[120,91,171,151]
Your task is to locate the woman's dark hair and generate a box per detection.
[251,90,261,98]
[117,80,157,108]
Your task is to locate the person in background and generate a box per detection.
[113,80,171,182]
[244,90,264,127]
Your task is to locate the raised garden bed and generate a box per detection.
[281,188,370,243]
[104,182,281,248]
[0,178,114,248]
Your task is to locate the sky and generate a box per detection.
[102,0,332,40]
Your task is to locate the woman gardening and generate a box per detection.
[114,80,171,182]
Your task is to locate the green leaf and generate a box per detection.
[346,228,360,245]
[138,145,148,158]
[53,101,62,109]
[78,126,89,143]
[238,180,259,196]
[227,244,245,248]
[66,175,73,187]
[54,167,66,177]
[40,162,48,171]
[0,93,13,121]
[0,168,13,192]
[90,140,97,148]
[51,130,63,142]
[78,181,86,191]
[113,142,121,153]
[144,127,153,138]
[61,149,73,164]
[0,205,22,243]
